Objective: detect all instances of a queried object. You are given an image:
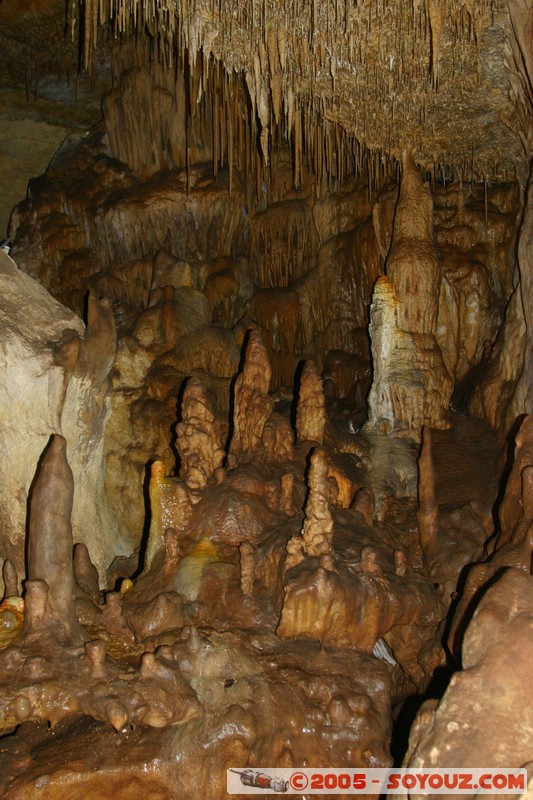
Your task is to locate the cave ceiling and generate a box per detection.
[0,0,526,185]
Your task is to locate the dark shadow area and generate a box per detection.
[223,326,252,456]
[489,413,525,534]
[390,660,455,766]
[136,459,157,576]
[446,565,511,664]
[168,376,189,475]
[290,358,306,431]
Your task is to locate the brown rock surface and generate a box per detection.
[228,328,274,465]
[296,360,327,445]
[407,568,533,777]
[0,4,531,791]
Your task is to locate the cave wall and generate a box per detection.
[5,49,522,552]
[0,1,532,794]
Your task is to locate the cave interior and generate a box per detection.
[0,0,533,797]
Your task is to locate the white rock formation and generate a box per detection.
[366,151,453,437]
[0,251,119,586]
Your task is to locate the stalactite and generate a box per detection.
[77,0,510,193]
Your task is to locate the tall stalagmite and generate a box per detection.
[176,376,225,490]
[296,359,327,445]
[366,151,452,436]
[301,447,334,558]
[27,435,81,637]
[228,328,274,466]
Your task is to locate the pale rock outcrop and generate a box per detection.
[0,251,118,585]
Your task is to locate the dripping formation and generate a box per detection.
[70,0,521,193]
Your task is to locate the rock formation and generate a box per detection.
[407,568,533,772]
[467,0,533,431]
[145,461,192,572]
[366,151,453,437]
[296,359,327,445]
[448,414,533,658]
[228,328,274,466]
[0,251,118,585]
[175,376,225,490]
[26,435,81,638]
[417,427,439,569]
[0,0,532,794]
[301,447,334,558]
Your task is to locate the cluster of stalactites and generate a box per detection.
[71,0,513,191]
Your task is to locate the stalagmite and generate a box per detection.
[279,472,295,515]
[285,533,305,571]
[73,543,102,604]
[2,560,19,599]
[26,435,82,637]
[176,376,225,490]
[296,359,327,445]
[262,413,294,462]
[365,152,453,436]
[145,461,192,572]
[302,447,334,558]
[228,328,274,466]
